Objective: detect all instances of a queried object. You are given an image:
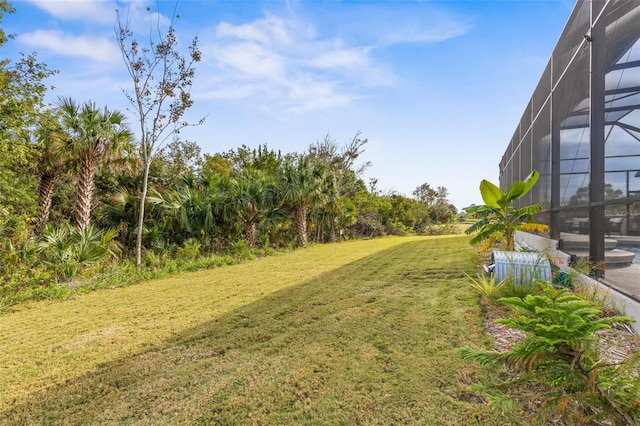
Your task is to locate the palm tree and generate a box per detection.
[278,156,326,247]
[314,172,339,243]
[146,183,219,247]
[57,97,133,230]
[104,187,140,248]
[33,122,67,233]
[229,169,270,247]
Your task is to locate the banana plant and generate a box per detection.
[465,170,548,251]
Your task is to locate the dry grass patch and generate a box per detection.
[1,236,532,424]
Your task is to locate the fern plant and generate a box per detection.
[460,284,638,423]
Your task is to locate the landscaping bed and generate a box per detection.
[469,276,640,425]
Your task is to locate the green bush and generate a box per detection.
[229,240,254,260]
[460,284,638,423]
[177,238,201,260]
[420,223,460,236]
[142,250,163,268]
[494,278,545,300]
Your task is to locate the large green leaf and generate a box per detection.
[479,180,503,208]
[504,170,539,203]
[505,181,526,202]
[521,170,539,196]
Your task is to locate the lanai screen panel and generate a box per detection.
[500,0,640,240]
[555,36,590,210]
[532,102,551,214]
[602,2,640,235]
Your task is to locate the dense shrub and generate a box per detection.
[460,283,639,424]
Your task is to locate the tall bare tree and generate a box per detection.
[116,3,203,266]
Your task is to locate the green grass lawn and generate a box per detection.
[0,235,531,425]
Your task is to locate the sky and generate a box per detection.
[2,0,577,209]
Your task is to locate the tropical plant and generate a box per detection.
[307,133,370,242]
[310,171,338,242]
[460,285,638,423]
[465,170,548,251]
[146,185,217,247]
[33,120,67,232]
[177,238,201,261]
[465,273,505,301]
[102,187,139,248]
[495,277,545,300]
[330,195,358,241]
[57,97,133,230]
[278,156,326,247]
[37,224,121,278]
[228,169,270,247]
[1,239,38,275]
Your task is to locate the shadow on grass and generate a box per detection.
[1,238,524,425]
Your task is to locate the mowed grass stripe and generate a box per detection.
[1,236,526,424]
[1,236,412,405]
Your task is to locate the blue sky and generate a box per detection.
[3,0,576,209]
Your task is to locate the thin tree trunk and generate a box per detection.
[245,220,256,248]
[329,218,337,243]
[75,152,96,230]
[35,171,57,233]
[242,201,257,247]
[135,161,151,267]
[295,204,307,247]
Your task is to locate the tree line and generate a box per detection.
[0,1,457,302]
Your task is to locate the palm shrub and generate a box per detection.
[229,240,254,260]
[103,187,140,249]
[177,238,201,261]
[1,239,38,275]
[37,224,122,279]
[460,284,638,423]
[465,170,548,251]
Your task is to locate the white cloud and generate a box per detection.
[27,0,173,34]
[195,83,257,101]
[26,0,116,25]
[294,3,470,49]
[285,78,356,113]
[19,30,120,63]
[310,46,370,71]
[381,18,469,45]
[217,17,294,46]
[214,42,286,80]
[198,15,382,113]
[196,5,468,114]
